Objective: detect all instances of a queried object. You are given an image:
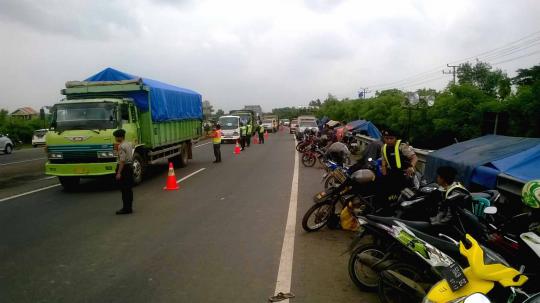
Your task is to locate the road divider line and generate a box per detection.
[0,184,61,203]
[0,158,47,166]
[177,168,206,184]
[273,139,299,301]
[194,142,211,148]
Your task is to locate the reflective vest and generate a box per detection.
[212,130,221,144]
[259,125,265,133]
[240,126,247,136]
[383,140,403,169]
[247,124,252,134]
[445,182,467,200]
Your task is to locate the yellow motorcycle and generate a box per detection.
[423,234,529,303]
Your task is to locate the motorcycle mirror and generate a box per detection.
[483,206,498,215]
[463,293,491,303]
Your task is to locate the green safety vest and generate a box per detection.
[247,124,252,134]
[240,126,246,136]
[382,140,402,169]
[445,182,467,200]
[259,125,265,133]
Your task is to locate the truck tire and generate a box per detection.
[132,152,145,185]
[179,143,189,168]
[58,176,80,191]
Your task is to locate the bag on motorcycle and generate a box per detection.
[340,206,360,231]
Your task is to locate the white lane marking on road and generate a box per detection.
[273,137,299,301]
[194,142,211,148]
[176,168,206,184]
[0,158,47,166]
[0,184,61,203]
[39,176,56,181]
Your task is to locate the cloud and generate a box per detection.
[0,0,142,40]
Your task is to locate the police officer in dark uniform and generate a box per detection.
[114,129,134,215]
[380,129,418,200]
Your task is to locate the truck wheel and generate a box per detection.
[179,143,189,168]
[132,152,145,185]
[58,176,80,191]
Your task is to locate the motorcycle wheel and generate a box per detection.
[378,263,425,303]
[296,142,306,152]
[302,202,335,232]
[348,243,386,291]
[302,154,316,167]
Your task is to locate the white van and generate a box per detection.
[32,129,48,147]
[218,115,240,143]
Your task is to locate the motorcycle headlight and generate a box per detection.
[97,151,116,158]
[48,152,63,159]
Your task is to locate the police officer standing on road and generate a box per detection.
[381,129,418,195]
[258,122,265,144]
[211,124,222,163]
[113,129,134,215]
[246,120,252,148]
[239,122,247,151]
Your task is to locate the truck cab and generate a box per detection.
[218,115,240,143]
[46,98,141,189]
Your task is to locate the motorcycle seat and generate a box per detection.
[366,215,431,231]
[407,226,461,259]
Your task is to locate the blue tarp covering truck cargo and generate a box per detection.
[346,120,382,140]
[85,67,203,122]
[424,135,540,188]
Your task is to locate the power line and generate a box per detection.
[491,49,540,65]
[366,29,540,90]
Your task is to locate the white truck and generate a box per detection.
[218,115,241,143]
[297,115,318,134]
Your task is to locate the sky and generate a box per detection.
[0,0,539,113]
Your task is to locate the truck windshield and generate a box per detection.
[262,120,272,124]
[219,117,239,130]
[237,114,251,125]
[52,103,117,131]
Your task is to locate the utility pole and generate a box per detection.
[442,64,459,85]
[358,87,371,100]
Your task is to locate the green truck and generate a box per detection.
[229,110,257,135]
[45,68,203,190]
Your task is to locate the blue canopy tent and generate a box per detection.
[346,120,382,140]
[424,135,540,188]
[85,67,202,122]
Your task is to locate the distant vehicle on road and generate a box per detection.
[32,129,48,147]
[282,119,290,127]
[297,115,318,134]
[230,109,256,135]
[46,68,203,190]
[218,115,240,143]
[290,119,298,134]
[0,133,14,154]
[263,115,279,132]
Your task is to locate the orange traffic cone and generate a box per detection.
[163,162,179,190]
[253,136,259,144]
[234,140,241,155]
[264,131,268,140]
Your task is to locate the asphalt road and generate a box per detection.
[0,131,376,303]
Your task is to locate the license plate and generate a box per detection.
[74,167,89,174]
[440,262,468,291]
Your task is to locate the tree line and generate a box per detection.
[314,61,540,149]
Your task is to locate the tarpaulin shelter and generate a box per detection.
[346,120,382,140]
[424,135,540,188]
[85,67,202,122]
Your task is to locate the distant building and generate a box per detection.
[244,105,263,117]
[11,107,38,120]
